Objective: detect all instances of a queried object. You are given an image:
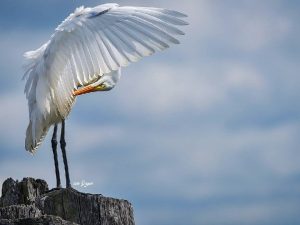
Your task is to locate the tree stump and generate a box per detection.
[0,178,135,225]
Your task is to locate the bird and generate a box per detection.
[23,3,188,188]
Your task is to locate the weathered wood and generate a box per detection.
[0,178,48,207]
[0,205,41,220]
[0,178,135,225]
[0,215,78,225]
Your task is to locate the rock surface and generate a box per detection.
[0,178,135,225]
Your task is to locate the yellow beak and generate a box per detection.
[73,84,107,96]
[73,85,95,96]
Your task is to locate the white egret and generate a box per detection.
[23,3,188,188]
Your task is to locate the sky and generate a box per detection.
[0,0,300,225]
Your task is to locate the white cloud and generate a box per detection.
[108,60,268,116]
[194,200,300,225]
[67,123,124,153]
[108,121,300,202]
[0,93,27,148]
[0,1,299,225]
[229,2,292,51]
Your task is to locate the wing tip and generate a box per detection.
[166,9,189,18]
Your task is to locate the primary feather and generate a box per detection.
[23,3,188,153]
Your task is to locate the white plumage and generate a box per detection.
[23,3,188,153]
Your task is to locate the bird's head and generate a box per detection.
[92,78,115,91]
[73,69,121,96]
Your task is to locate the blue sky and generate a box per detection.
[0,0,300,225]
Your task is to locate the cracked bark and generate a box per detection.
[0,178,135,225]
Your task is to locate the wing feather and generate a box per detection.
[132,12,185,35]
[126,17,180,44]
[23,3,188,152]
[109,26,143,61]
[80,25,103,75]
[104,28,131,63]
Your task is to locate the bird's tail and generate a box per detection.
[25,119,49,154]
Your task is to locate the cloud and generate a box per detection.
[107,60,267,118]
[0,93,27,148]
[67,123,124,153]
[0,29,51,94]
[0,1,300,225]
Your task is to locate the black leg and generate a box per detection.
[60,119,71,188]
[51,124,61,188]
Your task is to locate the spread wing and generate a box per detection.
[23,3,188,152]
